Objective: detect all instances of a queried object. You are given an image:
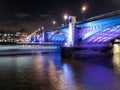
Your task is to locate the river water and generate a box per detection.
[0,45,120,90]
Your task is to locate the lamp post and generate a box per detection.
[53,20,56,28]
[81,5,87,20]
[63,14,68,26]
[41,26,45,42]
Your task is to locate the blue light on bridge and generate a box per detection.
[82,16,120,40]
[76,16,120,43]
[29,12,120,45]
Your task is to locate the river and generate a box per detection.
[0,44,120,90]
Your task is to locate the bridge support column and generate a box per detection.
[79,43,112,48]
[62,43,113,58]
[65,16,76,46]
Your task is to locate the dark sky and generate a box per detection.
[0,0,120,34]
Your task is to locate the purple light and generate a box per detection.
[82,25,120,43]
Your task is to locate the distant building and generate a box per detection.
[0,30,27,43]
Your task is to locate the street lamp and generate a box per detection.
[81,5,87,20]
[53,20,56,25]
[38,28,40,31]
[63,14,68,25]
[53,20,56,28]
[42,26,44,30]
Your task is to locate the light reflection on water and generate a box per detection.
[113,44,120,75]
[0,46,120,90]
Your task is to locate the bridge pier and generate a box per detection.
[78,43,112,51]
[62,43,113,58]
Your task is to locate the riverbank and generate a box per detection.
[0,45,60,56]
[0,44,113,58]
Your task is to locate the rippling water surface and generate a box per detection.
[0,45,120,90]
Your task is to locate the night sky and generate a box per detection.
[0,0,120,34]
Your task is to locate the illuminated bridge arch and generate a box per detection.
[50,33,67,42]
[82,25,120,43]
[46,27,69,45]
[76,15,120,44]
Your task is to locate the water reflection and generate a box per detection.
[0,47,120,90]
[81,64,117,90]
[113,44,120,75]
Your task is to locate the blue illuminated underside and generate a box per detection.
[50,34,67,42]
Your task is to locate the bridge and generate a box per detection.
[30,10,120,50]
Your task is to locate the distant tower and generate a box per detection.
[67,16,76,46]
